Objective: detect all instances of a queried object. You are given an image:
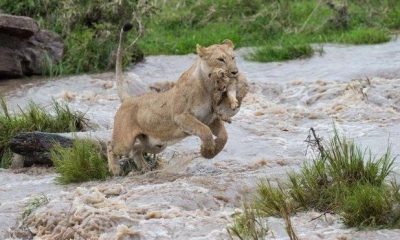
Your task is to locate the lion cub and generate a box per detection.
[210,68,240,123]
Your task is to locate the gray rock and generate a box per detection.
[0,46,23,77]
[0,14,39,38]
[0,14,64,78]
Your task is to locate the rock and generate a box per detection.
[0,46,23,77]
[9,132,74,167]
[0,14,64,78]
[21,30,64,75]
[0,14,39,38]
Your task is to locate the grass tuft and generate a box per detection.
[338,28,391,45]
[289,129,394,212]
[22,194,49,220]
[228,203,269,240]
[230,128,399,238]
[341,184,393,227]
[51,139,109,184]
[0,97,86,168]
[249,43,314,62]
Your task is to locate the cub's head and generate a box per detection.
[196,39,238,78]
[209,68,229,92]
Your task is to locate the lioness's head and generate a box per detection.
[196,39,238,78]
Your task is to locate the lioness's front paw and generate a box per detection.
[230,99,239,109]
[200,139,216,159]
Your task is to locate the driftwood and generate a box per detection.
[9,132,73,167]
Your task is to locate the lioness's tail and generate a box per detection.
[116,23,133,102]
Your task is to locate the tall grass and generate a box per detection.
[229,128,399,239]
[139,0,399,62]
[51,139,109,184]
[0,97,86,168]
[1,0,399,67]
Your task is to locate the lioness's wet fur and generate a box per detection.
[108,25,248,175]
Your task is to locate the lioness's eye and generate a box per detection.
[217,57,225,63]
[232,56,235,60]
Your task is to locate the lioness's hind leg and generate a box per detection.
[132,150,151,173]
[108,132,140,176]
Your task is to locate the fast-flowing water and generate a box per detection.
[1,39,400,239]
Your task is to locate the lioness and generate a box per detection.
[108,25,247,175]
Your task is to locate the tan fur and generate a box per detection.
[209,68,249,123]
[108,29,242,175]
[149,81,176,93]
[214,72,249,122]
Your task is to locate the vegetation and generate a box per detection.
[139,0,399,62]
[248,43,315,62]
[229,128,399,239]
[0,0,154,75]
[1,0,399,73]
[51,139,109,184]
[0,97,86,168]
[227,203,269,240]
[22,194,49,220]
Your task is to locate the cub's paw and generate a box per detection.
[216,69,226,78]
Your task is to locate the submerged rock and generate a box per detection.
[9,132,73,167]
[0,14,63,78]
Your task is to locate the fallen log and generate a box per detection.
[9,132,73,167]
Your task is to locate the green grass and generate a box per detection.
[138,0,399,62]
[229,128,399,239]
[337,28,391,44]
[227,203,269,240]
[341,184,394,227]
[22,194,49,220]
[248,43,314,62]
[0,97,86,168]
[1,0,399,71]
[51,138,109,184]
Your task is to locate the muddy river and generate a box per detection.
[1,39,400,239]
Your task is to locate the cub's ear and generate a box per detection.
[196,44,207,57]
[223,39,234,49]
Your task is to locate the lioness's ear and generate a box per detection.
[196,44,207,57]
[223,39,234,49]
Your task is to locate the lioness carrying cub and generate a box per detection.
[108,25,248,176]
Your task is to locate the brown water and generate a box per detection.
[1,39,400,239]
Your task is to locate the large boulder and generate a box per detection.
[0,14,64,78]
[0,14,39,38]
